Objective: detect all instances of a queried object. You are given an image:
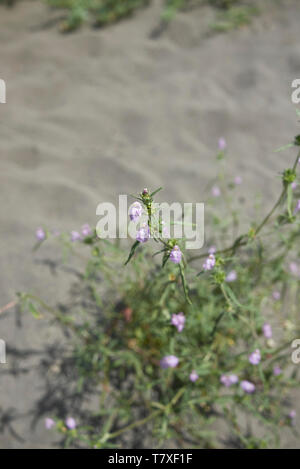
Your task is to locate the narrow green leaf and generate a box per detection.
[124,240,140,265]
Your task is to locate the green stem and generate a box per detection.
[189,149,300,263]
[108,410,162,440]
[107,387,185,440]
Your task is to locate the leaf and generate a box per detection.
[287,183,293,218]
[274,143,293,153]
[162,251,170,268]
[152,248,167,258]
[28,302,42,319]
[222,283,244,309]
[179,263,192,305]
[124,240,140,265]
[150,187,163,197]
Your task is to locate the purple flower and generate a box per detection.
[160,221,170,239]
[65,417,76,430]
[212,186,221,197]
[169,245,182,264]
[203,254,216,271]
[220,374,238,387]
[289,262,300,277]
[136,224,150,243]
[171,312,185,333]
[189,370,199,383]
[294,199,300,214]
[241,380,256,393]
[272,290,281,301]
[70,231,81,242]
[273,365,282,376]
[262,323,272,339]
[226,270,237,282]
[249,349,261,365]
[234,176,243,185]
[218,137,226,151]
[36,228,46,241]
[291,182,297,190]
[208,245,216,254]
[45,417,55,430]
[289,410,296,420]
[129,202,143,222]
[81,224,92,237]
[160,355,179,369]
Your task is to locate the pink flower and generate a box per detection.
[226,270,237,282]
[129,202,143,222]
[208,245,216,254]
[189,370,199,382]
[218,137,227,151]
[289,410,296,420]
[294,200,300,214]
[160,355,179,369]
[45,418,55,430]
[289,262,300,277]
[234,176,243,185]
[291,182,297,190]
[212,186,221,197]
[249,349,261,365]
[169,245,182,264]
[65,417,76,430]
[171,312,185,333]
[273,365,282,376]
[203,254,216,271]
[220,374,238,387]
[136,224,150,243]
[161,221,170,238]
[81,224,92,237]
[70,231,81,242]
[262,323,272,339]
[241,380,255,393]
[272,291,281,301]
[36,228,46,241]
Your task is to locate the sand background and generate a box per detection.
[0,0,299,447]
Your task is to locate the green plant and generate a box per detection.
[19,135,300,448]
[209,4,259,32]
[43,0,258,31]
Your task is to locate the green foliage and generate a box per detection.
[20,137,300,448]
[208,0,240,8]
[209,4,259,32]
[12,0,258,31]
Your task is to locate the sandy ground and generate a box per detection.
[0,0,299,448]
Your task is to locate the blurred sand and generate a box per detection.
[0,0,299,447]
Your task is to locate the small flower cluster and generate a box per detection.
[36,224,93,243]
[45,416,76,430]
[220,374,255,393]
[70,224,93,242]
[203,254,216,271]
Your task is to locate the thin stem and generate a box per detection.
[189,149,300,263]
[108,410,161,439]
[107,387,185,440]
[255,149,300,235]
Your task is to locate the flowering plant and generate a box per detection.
[19,136,300,448]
